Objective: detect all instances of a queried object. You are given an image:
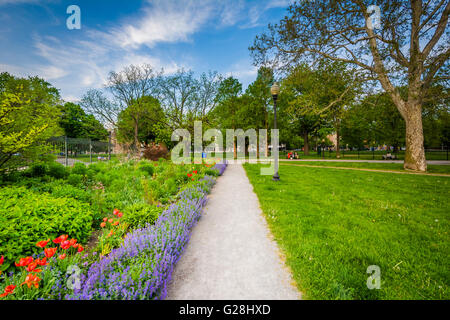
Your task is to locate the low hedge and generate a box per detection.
[0,187,94,271]
[122,203,163,229]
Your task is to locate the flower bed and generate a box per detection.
[0,160,227,300]
[68,176,216,300]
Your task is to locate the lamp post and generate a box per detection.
[271,82,280,181]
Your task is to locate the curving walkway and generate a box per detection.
[167,164,301,300]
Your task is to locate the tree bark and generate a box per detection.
[303,131,310,156]
[403,103,427,171]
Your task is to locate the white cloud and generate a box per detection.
[107,0,216,49]
[265,0,293,10]
[0,0,37,5]
[29,32,185,100]
[1,0,289,100]
[225,59,258,88]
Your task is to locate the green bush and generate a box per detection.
[122,203,162,229]
[163,178,178,196]
[47,161,68,179]
[30,162,48,177]
[67,174,83,187]
[49,182,92,203]
[205,168,219,177]
[139,163,154,176]
[71,162,87,176]
[0,187,93,271]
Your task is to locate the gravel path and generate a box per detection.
[167,164,301,300]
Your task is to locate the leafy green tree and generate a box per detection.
[280,62,358,157]
[242,67,274,157]
[59,102,108,140]
[116,96,166,148]
[342,92,405,151]
[0,72,61,171]
[210,76,243,157]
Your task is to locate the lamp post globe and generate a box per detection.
[271,82,280,181]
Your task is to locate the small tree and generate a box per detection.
[0,73,61,171]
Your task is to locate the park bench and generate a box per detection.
[382,153,397,160]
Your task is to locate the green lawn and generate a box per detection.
[244,164,450,299]
[279,161,450,174]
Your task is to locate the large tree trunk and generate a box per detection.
[403,103,427,171]
[303,131,310,156]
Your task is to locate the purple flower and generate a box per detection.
[66,170,225,300]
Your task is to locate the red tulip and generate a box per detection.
[103,217,108,222]
[60,240,71,250]
[36,239,50,248]
[77,245,84,253]
[22,274,40,289]
[100,222,106,228]
[193,170,198,174]
[15,257,33,267]
[53,235,68,244]
[113,208,120,216]
[26,262,42,273]
[44,247,57,259]
[117,212,123,218]
[69,239,77,247]
[0,256,4,266]
[35,257,48,266]
[0,285,16,297]
[58,254,66,260]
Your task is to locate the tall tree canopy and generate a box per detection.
[116,95,166,147]
[250,0,449,171]
[59,102,108,140]
[281,62,359,157]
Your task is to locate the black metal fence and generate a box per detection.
[47,136,113,166]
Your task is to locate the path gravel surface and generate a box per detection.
[167,164,301,300]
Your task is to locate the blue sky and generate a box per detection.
[0,0,292,101]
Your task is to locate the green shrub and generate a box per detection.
[71,162,87,176]
[139,163,154,176]
[49,182,92,203]
[205,168,219,177]
[0,187,93,271]
[122,203,162,229]
[30,162,48,177]
[67,174,83,187]
[163,178,178,195]
[48,161,68,179]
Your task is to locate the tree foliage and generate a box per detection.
[59,102,108,141]
[0,72,61,170]
[250,0,450,171]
